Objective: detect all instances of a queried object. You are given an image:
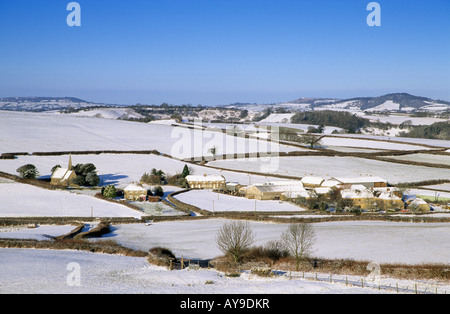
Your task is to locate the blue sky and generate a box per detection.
[0,0,449,105]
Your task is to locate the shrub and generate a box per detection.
[103,185,117,198]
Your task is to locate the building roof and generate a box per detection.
[52,168,73,180]
[124,183,147,191]
[321,179,341,187]
[301,176,324,185]
[340,185,375,199]
[263,180,303,187]
[378,191,401,200]
[314,187,333,195]
[186,175,225,182]
[251,184,307,194]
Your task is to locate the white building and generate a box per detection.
[186,174,226,190]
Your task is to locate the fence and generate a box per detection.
[168,260,448,294]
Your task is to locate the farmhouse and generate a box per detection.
[186,174,226,190]
[124,183,147,201]
[50,155,76,187]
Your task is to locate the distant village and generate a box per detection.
[50,155,432,213]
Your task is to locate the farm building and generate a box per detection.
[50,155,76,187]
[225,182,244,193]
[185,174,226,190]
[341,185,404,211]
[332,176,388,188]
[407,198,431,212]
[245,181,308,201]
[124,183,148,201]
[301,176,324,188]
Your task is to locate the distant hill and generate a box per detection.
[0,97,108,112]
[310,93,450,112]
[1,93,449,113]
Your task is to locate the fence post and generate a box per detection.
[361,278,364,288]
[181,256,184,270]
[170,260,173,270]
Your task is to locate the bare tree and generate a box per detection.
[216,221,255,264]
[298,134,322,149]
[281,223,316,270]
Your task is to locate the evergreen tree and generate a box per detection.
[181,165,190,178]
[16,164,39,179]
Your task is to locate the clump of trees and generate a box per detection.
[291,110,369,133]
[399,121,449,140]
[216,221,316,271]
[16,164,39,179]
[141,165,191,188]
[71,163,100,187]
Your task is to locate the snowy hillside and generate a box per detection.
[0,97,105,112]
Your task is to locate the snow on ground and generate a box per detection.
[407,189,450,201]
[319,137,432,151]
[258,122,343,135]
[330,134,450,148]
[0,111,296,158]
[421,183,450,192]
[0,248,392,294]
[359,113,447,126]
[0,153,285,188]
[2,219,450,265]
[259,113,294,123]
[174,190,306,213]
[65,108,144,120]
[383,153,450,165]
[93,219,450,265]
[0,182,142,218]
[209,156,450,185]
[365,101,400,112]
[0,225,76,240]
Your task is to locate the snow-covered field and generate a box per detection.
[65,108,144,120]
[0,111,296,158]
[174,190,305,212]
[0,182,142,218]
[0,225,76,240]
[209,156,450,184]
[329,134,450,148]
[383,153,450,165]
[92,219,450,265]
[361,114,447,126]
[421,183,450,192]
[319,137,432,151]
[0,248,398,294]
[3,219,448,265]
